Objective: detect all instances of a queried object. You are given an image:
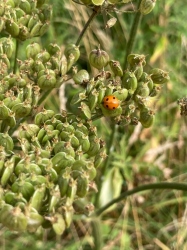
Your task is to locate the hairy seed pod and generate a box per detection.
[127,54,146,67]
[27,211,44,233]
[0,205,27,232]
[73,70,89,85]
[89,47,109,70]
[76,175,88,198]
[88,89,99,111]
[100,104,122,117]
[48,185,61,212]
[58,170,70,198]
[131,63,144,80]
[0,54,10,69]
[37,73,57,90]
[7,0,16,7]
[149,85,161,97]
[4,192,26,206]
[105,84,115,96]
[18,25,30,40]
[0,133,14,152]
[12,101,32,118]
[140,0,156,15]
[26,42,41,59]
[66,178,77,205]
[113,88,128,101]
[15,162,42,176]
[0,17,5,33]
[51,213,66,235]
[86,135,100,157]
[140,108,155,128]
[18,14,30,26]
[0,101,11,119]
[150,68,170,84]
[70,90,87,105]
[35,109,54,125]
[109,60,123,77]
[79,102,91,120]
[2,37,14,59]
[0,3,5,16]
[27,14,39,30]
[72,122,89,135]
[64,44,80,66]
[11,180,35,201]
[47,43,60,55]
[19,0,31,14]
[30,185,46,212]
[30,21,43,37]
[35,50,51,63]
[1,159,15,187]
[97,86,106,103]
[134,82,150,97]
[39,21,50,36]
[52,152,75,174]
[59,54,68,76]
[53,141,75,158]
[122,71,138,93]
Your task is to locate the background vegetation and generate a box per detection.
[1,0,187,249]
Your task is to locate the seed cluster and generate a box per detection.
[0,111,106,234]
[0,0,52,40]
[73,51,170,128]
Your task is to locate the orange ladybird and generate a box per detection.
[103,95,120,110]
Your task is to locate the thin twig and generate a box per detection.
[123,0,142,69]
[75,6,101,46]
[95,182,187,216]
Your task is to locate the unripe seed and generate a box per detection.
[73,70,89,85]
[26,42,41,59]
[122,71,138,93]
[109,60,123,77]
[19,0,31,14]
[140,108,155,128]
[89,47,109,70]
[150,68,170,84]
[140,0,156,15]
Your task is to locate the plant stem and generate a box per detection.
[94,182,187,216]
[13,39,19,74]
[38,90,52,106]
[91,219,103,250]
[123,0,142,69]
[94,124,117,207]
[75,6,100,46]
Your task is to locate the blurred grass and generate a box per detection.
[1,0,187,249]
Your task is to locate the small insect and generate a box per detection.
[103,95,120,110]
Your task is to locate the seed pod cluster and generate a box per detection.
[0,111,106,234]
[71,52,169,128]
[1,0,52,40]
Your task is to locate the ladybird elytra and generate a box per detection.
[103,95,120,110]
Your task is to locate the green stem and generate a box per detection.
[13,39,19,74]
[95,182,187,216]
[75,6,100,46]
[94,124,118,207]
[123,0,142,69]
[91,219,103,250]
[38,90,52,106]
